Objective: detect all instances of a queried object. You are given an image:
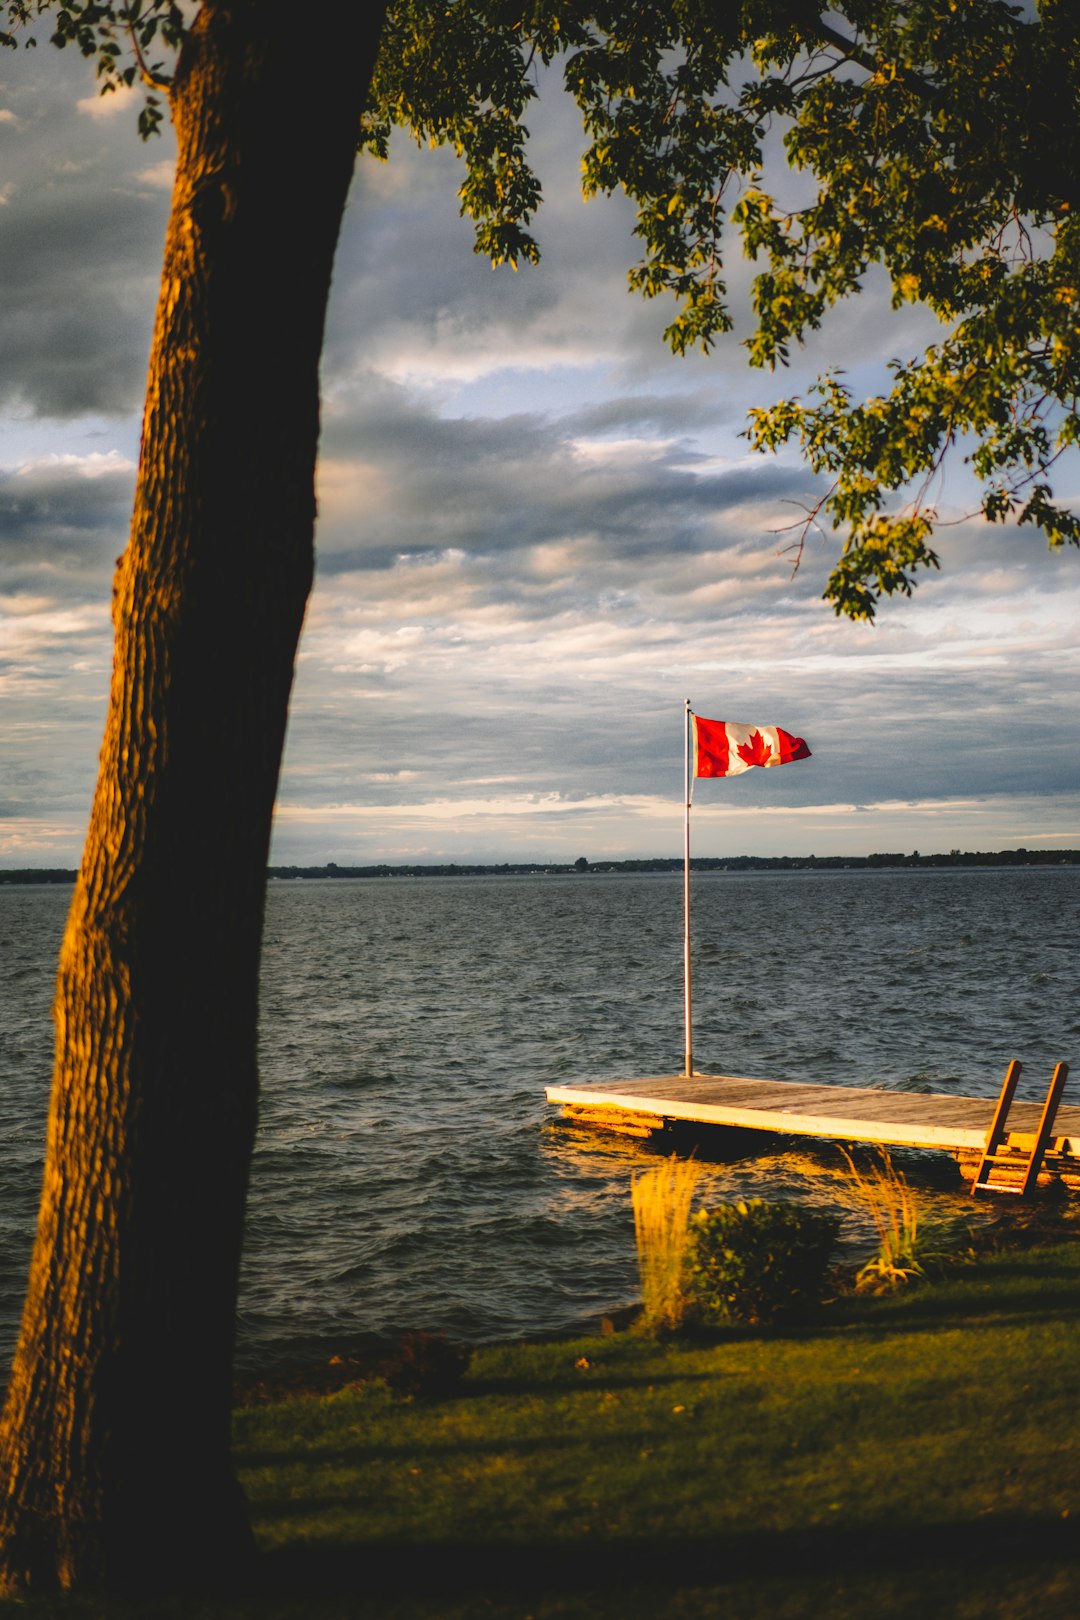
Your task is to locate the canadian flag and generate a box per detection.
[693,717,811,778]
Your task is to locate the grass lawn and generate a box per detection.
[230,1238,1080,1620]
[5,1236,1079,1618]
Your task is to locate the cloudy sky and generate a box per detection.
[1,41,1077,868]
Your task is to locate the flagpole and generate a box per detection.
[683,697,693,1078]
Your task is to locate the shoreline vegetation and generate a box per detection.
[214,1211,1079,1620]
[2,847,1079,885]
[3,1168,1078,1617]
[230,1197,1077,1408]
[3,1029,1077,1614]
[4,874,1077,1609]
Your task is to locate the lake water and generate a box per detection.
[1,868,1078,1370]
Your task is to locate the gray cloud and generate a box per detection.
[0,56,170,419]
[0,455,133,599]
[282,646,1066,802]
[0,38,1077,868]
[562,392,730,437]
[316,376,818,591]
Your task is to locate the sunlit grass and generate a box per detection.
[229,1239,1080,1620]
[630,1154,700,1332]
[5,1239,1080,1618]
[838,1146,970,1291]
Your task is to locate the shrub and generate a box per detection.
[686,1199,840,1325]
[631,1154,701,1333]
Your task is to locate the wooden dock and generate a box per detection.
[546,1073,1080,1184]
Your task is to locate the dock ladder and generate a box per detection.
[971,1060,1070,1197]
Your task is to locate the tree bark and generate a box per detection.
[0,1,387,1594]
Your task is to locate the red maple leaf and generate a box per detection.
[736,729,772,769]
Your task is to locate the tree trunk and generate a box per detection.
[0,1,387,1594]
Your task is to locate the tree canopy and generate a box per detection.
[4,1,1078,619]
[371,0,1080,618]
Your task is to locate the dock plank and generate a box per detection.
[546,1073,1080,1157]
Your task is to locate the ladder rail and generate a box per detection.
[972,1060,1070,1197]
[971,1060,1022,1195]
[1017,1061,1069,1197]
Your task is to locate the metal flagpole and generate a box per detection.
[683,697,693,1078]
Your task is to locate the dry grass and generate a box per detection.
[631,1154,700,1331]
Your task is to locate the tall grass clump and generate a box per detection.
[839,1146,968,1291]
[632,1154,700,1333]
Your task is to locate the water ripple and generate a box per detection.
[1,868,1077,1368]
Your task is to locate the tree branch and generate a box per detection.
[124,5,172,91]
[811,16,938,105]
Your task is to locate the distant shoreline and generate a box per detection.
[2,848,1079,884]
